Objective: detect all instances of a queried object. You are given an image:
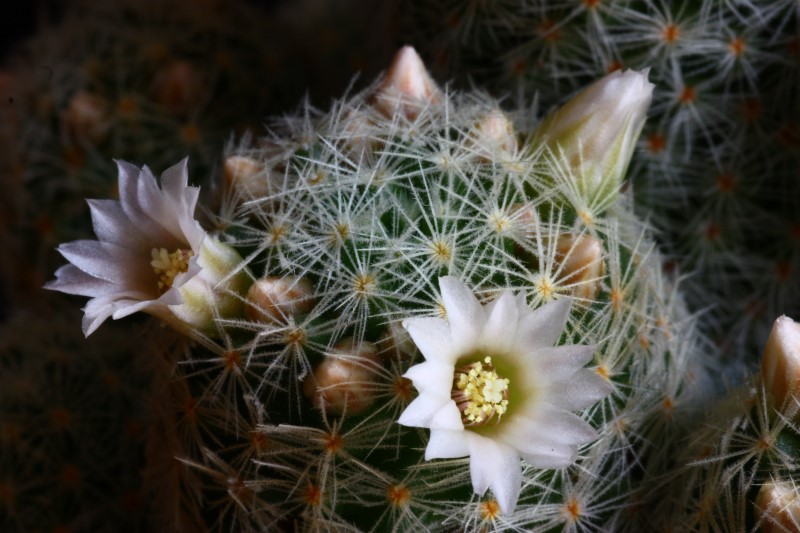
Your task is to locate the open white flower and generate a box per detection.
[398,276,611,514]
[46,159,248,336]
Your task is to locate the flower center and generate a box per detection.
[150,247,193,293]
[452,356,510,426]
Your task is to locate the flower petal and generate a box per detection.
[439,276,485,349]
[87,199,147,250]
[466,433,521,514]
[397,393,450,428]
[404,360,455,394]
[500,415,581,467]
[515,298,571,349]
[57,240,153,289]
[425,428,469,459]
[520,403,598,445]
[430,400,464,430]
[81,296,118,336]
[544,369,613,411]
[526,344,595,382]
[138,165,187,243]
[403,316,457,363]
[116,160,181,248]
[481,291,518,352]
[160,157,190,205]
[518,449,576,470]
[46,264,122,297]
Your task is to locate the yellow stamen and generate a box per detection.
[452,356,510,426]
[150,247,193,292]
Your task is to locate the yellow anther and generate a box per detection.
[150,247,193,292]
[452,356,510,426]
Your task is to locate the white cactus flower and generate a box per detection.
[398,276,612,514]
[533,68,654,205]
[46,158,248,336]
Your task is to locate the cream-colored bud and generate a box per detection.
[373,46,441,120]
[63,92,110,143]
[756,480,800,533]
[532,69,654,206]
[151,60,203,114]
[246,276,314,323]
[304,340,380,414]
[170,237,250,333]
[761,315,800,409]
[224,155,273,199]
[555,234,605,300]
[470,109,518,161]
[340,109,381,157]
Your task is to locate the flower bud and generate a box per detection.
[151,60,204,115]
[63,91,110,143]
[224,155,273,199]
[555,234,605,300]
[304,340,380,414]
[373,46,441,120]
[756,480,800,533]
[469,109,518,162]
[339,108,381,157]
[761,315,800,409]
[170,237,250,332]
[245,276,314,323]
[532,69,654,205]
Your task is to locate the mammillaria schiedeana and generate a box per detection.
[41,46,724,530]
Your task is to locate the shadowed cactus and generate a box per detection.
[652,314,800,531]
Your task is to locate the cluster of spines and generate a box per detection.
[121,60,714,530]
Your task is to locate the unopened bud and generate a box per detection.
[170,237,250,332]
[63,92,110,143]
[555,234,605,300]
[246,276,314,323]
[339,109,380,156]
[304,340,380,414]
[532,69,654,206]
[224,155,273,199]
[756,480,800,533]
[373,46,441,120]
[761,315,800,410]
[151,60,203,114]
[469,109,518,161]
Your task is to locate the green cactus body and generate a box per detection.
[120,61,714,530]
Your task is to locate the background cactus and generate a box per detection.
[399,0,800,376]
[0,303,151,532]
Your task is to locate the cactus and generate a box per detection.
[40,46,719,530]
[651,314,800,531]
[400,0,800,375]
[0,302,151,532]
